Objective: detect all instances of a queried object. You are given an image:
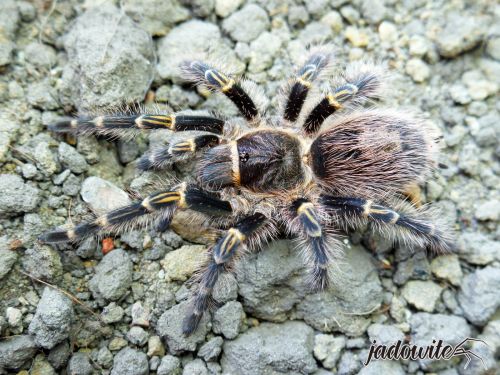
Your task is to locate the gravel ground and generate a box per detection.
[0,0,499,374]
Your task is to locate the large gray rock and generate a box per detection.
[212,301,244,339]
[29,288,74,349]
[237,241,383,336]
[222,4,269,42]
[61,4,155,111]
[0,0,19,66]
[0,174,40,216]
[156,301,209,353]
[89,249,133,301]
[81,176,131,216]
[457,232,500,265]
[458,266,500,326]
[111,347,149,375]
[67,352,94,375]
[411,313,470,347]
[58,142,88,174]
[221,321,317,375]
[0,335,37,369]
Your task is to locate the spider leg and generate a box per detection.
[181,61,259,123]
[137,134,221,171]
[49,113,225,138]
[285,198,340,291]
[183,212,266,335]
[303,62,383,134]
[282,50,332,123]
[321,196,454,253]
[39,185,232,243]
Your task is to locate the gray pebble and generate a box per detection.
[127,326,149,346]
[97,346,114,368]
[27,80,59,110]
[22,245,63,283]
[212,301,244,339]
[458,266,500,326]
[457,231,500,265]
[24,42,57,68]
[156,301,209,353]
[0,248,17,280]
[337,351,362,375]
[198,336,223,362]
[111,347,149,375]
[313,334,346,369]
[183,358,208,375]
[222,4,269,43]
[48,341,71,370]
[367,324,405,346]
[358,360,405,375]
[0,174,40,216]
[157,355,181,375]
[81,176,131,216]
[0,335,37,370]
[411,313,470,346]
[222,321,317,375]
[58,142,88,174]
[89,249,133,301]
[29,287,74,349]
[67,352,94,375]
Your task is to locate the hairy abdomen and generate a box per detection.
[310,110,437,199]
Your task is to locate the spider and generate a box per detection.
[40,47,453,336]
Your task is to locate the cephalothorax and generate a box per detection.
[41,47,453,335]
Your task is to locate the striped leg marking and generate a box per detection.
[181,61,259,122]
[182,212,266,335]
[49,114,224,136]
[284,51,331,123]
[292,199,333,291]
[321,196,453,252]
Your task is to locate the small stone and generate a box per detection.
[449,84,471,105]
[31,354,57,375]
[401,280,442,312]
[433,12,488,58]
[101,302,124,324]
[409,35,429,57]
[406,58,430,83]
[29,288,74,349]
[462,70,498,101]
[157,301,209,353]
[183,358,208,375]
[345,26,369,48]
[248,32,282,73]
[127,326,149,346]
[215,0,243,17]
[340,5,360,24]
[475,199,500,221]
[58,142,88,174]
[48,341,71,370]
[26,80,59,110]
[6,307,22,327]
[198,336,223,362]
[320,11,343,33]
[378,21,397,43]
[221,321,317,374]
[299,22,332,45]
[160,245,206,281]
[288,5,309,27]
[367,324,404,346]
[337,351,362,375]
[22,163,38,179]
[360,0,387,24]
[430,255,463,286]
[89,249,133,301]
[111,347,149,375]
[458,266,500,325]
[313,334,346,369]
[109,337,128,351]
[24,42,57,68]
[97,347,114,368]
[157,355,181,375]
[411,313,470,348]
[81,177,131,216]
[0,174,40,215]
[147,336,164,357]
[124,0,188,36]
[131,302,150,327]
[213,301,244,339]
[67,352,94,375]
[358,360,405,375]
[457,232,500,265]
[486,36,500,60]
[222,4,269,43]
[0,248,17,280]
[0,335,37,369]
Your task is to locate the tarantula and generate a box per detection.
[40,47,452,335]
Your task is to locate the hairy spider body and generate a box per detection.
[41,47,453,335]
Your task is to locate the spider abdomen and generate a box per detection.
[310,110,437,199]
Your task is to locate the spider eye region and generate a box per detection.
[239,152,249,163]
